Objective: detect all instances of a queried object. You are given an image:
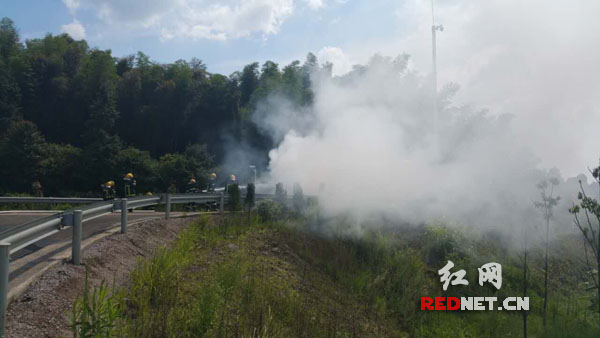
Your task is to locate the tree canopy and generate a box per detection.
[0,17,317,196]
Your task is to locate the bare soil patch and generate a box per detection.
[5,217,196,338]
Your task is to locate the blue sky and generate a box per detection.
[1,0,407,75]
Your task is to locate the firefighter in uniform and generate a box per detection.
[123,173,135,197]
[225,174,237,192]
[185,178,198,211]
[206,173,217,210]
[207,173,217,192]
[186,178,199,193]
[101,180,116,200]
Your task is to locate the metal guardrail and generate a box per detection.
[0,191,295,335]
[0,213,62,242]
[0,197,102,204]
[0,193,230,253]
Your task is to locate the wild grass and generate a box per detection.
[70,210,600,337]
[70,271,125,337]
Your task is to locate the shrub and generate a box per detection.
[244,182,255,210]
[227,183,241,211]
[256,199,281,222]
[292,182,305,214]
[422,226,464,266]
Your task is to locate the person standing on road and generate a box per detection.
[123,173,135,197]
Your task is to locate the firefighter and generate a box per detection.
[185,178,200,211]
[207,173,217,192]
[225,174,237,192]
[186,178,199,193]
[206,173,218,210]
[107,180,116,199]
[101,180,115,200]
[123,173,135,197]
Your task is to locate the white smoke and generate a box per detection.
[248,0,600,240]
[259,54,591,237]
[361,0,600,178]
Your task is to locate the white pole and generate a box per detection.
[432,0,438,125]
[431,0,442,131]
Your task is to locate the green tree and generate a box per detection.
[79,130,122,192]
[569,160,600,317]
[0,18,22,131]
[78,49,121,191]
[301,53,318,105]
[239,62,259,108]
[22,34,88,143]
[282,60,303,105]
[534,176,561,328]
[0,120,46,192]
[155,144,213,192]
[184,144,214,188]
[40,143,81,195]
[80,49,119,133]
[0,17,20,63]
[115,147,157,194]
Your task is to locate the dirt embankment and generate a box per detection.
[5,217,195,338]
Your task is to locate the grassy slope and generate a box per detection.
[71,213,600,338]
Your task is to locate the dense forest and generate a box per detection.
[0,17,321,196]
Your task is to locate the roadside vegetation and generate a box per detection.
[70,201,600,337]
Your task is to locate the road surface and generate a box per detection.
[0,211,59,227]
[0,209,202,296]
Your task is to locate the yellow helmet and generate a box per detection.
[107,180,115,187]
[210,173,217,179]
[145,191,153,196]
[230,174,236,181]
[189,178,196,183]
[125,173,134,179]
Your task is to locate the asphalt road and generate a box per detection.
[0,212,58,227]
[0,210,162,232]
[0,209,198,286]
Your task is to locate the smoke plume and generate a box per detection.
[258,55,593,239]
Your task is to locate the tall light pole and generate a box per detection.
[249,165,257,183]
[431,0,443,125]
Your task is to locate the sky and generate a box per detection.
[2,0,600,177]
[1,0,404,75]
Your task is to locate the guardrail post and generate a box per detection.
[219,193,224,215]
[120,199,128,234]
[165,194,171,220]
[0,243,9,338]
[72,210,82,265]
